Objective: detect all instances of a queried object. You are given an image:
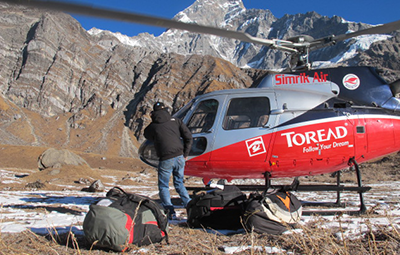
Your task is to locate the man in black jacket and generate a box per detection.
[144,102,193,219]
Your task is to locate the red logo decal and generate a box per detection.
[343,74,360,90]
[245,136,266,157]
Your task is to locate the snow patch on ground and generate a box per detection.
[1,169,400,254]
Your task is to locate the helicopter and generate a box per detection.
[4,0,400,212]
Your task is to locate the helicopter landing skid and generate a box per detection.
[187,158,370,214]
[263,158,370,214]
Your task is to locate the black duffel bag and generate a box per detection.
[187,185,247,230]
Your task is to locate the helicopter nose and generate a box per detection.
[138,140,159,167]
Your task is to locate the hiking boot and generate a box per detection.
[165,206,177,220]
[168,213,178,220]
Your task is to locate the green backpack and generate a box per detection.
[83,187,169,251]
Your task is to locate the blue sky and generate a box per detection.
[61,0,400,37]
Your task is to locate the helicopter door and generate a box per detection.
[207,96,275,180]
[185,98,220,178]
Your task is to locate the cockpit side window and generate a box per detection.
[223,97,270,130]
[187,99,219,134]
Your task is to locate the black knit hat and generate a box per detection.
[153,102,165,111]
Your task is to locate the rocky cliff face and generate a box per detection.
[347,31,400,82]
[0,1,399,158]
[0,3,266,158]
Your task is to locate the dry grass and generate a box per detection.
[0,217,399,254]
[0,145,399,254]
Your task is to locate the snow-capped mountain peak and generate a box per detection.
[86,0,398,71]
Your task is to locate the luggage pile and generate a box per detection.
[186,185,302,235]
[82,185,302,252]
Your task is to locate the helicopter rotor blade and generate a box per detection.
[333,19,400,42]
[3,0,400,64]
[1,0,299,52]
[309,19,400,51]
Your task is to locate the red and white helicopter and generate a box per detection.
[139,65,400,212]
[142,67,400,182]
[131,15,399,211]
[6,0,400,212]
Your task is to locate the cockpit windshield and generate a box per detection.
[173,99,195,120]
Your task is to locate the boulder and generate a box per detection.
[38,148,89,170]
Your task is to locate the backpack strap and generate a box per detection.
[106,186,128,199]
[107,187,169,244]
[129,194,169,244]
